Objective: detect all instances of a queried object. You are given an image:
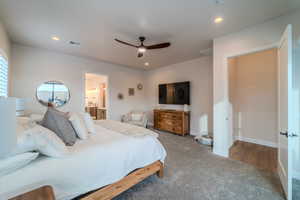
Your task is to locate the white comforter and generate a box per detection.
[0,125,167,200]
[95,120,158,138]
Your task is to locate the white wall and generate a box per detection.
[0,21,11,96]
[144,57,213,136]
[0,21,10,60]
[213,10,300,178]
[10,44,147,121]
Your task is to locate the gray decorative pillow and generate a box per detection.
[40,108,77,146]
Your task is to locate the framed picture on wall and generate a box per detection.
[128,88,135,96]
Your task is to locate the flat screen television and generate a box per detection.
[159,81,190,105]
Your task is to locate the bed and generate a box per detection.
[0,124,167,200]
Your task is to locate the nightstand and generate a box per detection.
[9,186,55,200]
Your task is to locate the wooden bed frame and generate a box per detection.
[80,160,164,200]
[10,161,163,200]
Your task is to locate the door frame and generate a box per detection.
[216,42,279,157]
[83,72,110,119]
[277,24,294,200]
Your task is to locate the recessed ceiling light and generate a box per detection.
[144,62,149,66]
[214,17,224,24]
[51,36,60,41]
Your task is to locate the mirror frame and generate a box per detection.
[36,80,71,108]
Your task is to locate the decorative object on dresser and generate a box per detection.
[183,104,189,112]
[9,185,55,200]
[154,109,190,136]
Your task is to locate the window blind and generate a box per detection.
[0,55,8,97]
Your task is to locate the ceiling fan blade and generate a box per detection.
[115,39,139,48]
[137,52,143,58]
[145,42,170,49]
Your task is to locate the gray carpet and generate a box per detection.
[114,131,297,200]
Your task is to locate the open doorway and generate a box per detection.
[227,48,278,172]
[85,73,108,120]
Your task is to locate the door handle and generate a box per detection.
[280,131,288,137]
[280,131,298,137]
[289,133,298,137]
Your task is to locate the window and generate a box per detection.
[0,55,8,97]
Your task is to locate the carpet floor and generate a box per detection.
[114,131,296,200]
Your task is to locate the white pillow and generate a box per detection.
[69,113,89,139]
[0,152,39,177]
[79,112,96,134]
[131,113,143,121]
[16,117,35,134]
[14,125,69,158]
[29,113,44,123]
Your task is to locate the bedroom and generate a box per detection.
[1,0,300,200]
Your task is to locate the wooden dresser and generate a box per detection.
[154,109,190,136]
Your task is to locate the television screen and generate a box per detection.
[159,81,190,105]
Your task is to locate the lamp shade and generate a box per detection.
[16,98,25,116]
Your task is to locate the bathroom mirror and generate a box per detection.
[36,81,70,107]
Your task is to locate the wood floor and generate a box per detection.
[229,141,277,173]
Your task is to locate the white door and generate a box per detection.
[278,24,296,200]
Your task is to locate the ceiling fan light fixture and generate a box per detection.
[138,47,146,53]
[214,17,224,24]
[51,36,60,41]
[144,62,149,66]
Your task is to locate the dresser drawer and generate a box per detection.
[158,123,182,134]
[160,113,182,120]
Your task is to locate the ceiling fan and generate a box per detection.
[114,36,171,58]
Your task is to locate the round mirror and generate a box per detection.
[36,81,70,107]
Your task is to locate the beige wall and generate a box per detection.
[145,57,213,136]
[229,48,278,145]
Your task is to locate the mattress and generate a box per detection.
[0,125,167,200]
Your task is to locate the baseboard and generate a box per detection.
[236,136,277,148]
[278,159,288,196]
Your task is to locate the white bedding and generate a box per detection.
[0,125,167,200]
[95,120,158,138]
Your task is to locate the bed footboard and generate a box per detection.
[81,160,164,200]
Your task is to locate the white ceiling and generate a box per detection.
[0,0,299,70]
